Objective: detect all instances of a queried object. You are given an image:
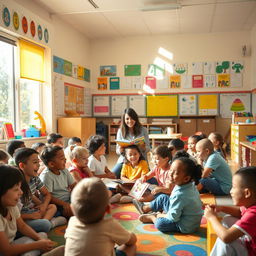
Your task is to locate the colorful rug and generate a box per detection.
[48,195,216,256]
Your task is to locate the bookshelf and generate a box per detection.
[240,141,256,167]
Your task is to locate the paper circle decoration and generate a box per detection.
[22,16,28,33]
[30,20,36,37]
[13,12,19,30]
[44,28,49,43]
[230,98,245,112]
[2,7,11,27]
[38,25,42,40]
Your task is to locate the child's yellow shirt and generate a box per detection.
[121,160,149,180]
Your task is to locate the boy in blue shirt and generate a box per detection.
[196,138,232,195]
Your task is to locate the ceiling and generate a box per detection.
[34,0,256,39]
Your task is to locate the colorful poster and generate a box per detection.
[53,56,64,74]
[13,12,19,30]
[77,66,84,80]
[30,21,36,37]
[192,75,203,88]
[204,61,216,74]
[173,63,188,75]
[111,96,128,116]
[204,75,216,88]
[72,65,78,79]
[191,62,203,75]
[98,77,108,90]
[93,96,110,116]
[216,61,230,74]
[64,60,72,76]
[231,73,242,88]
[22,16,28,33]
[84,68,90,82]
[100,65,116,76]
[2,7,10,27]
[170,75,181,88]
[38,25,42,40]
[179,94,197,116]
[124,65,141,76]
[145,76,156,89]
[110,77,120,90]
[148,64,165,79]
[198,94,218,116]
[231,61,244,74]
[217,74,230,87]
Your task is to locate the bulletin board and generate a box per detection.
[93,96,110,116]
[198,94,218,116]
[179,94,197,116]
[111,96,128,116]
[220,93,251,118]
[146,95,178,116]
[129,95,146,116]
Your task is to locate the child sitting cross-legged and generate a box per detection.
[196,138,232,195]
[208,132,227,160]
[137,157,203,233]
[65,177,137,256]
[205,166,256,256]
[39,146,76,218]
[14,148,67,233]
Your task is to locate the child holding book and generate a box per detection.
[138,157,203,234]
[205,166,256,256]
[0,165,55,256]
[39,146,76,218]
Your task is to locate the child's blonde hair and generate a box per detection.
[71,177,109,224]
[70,146,89,161]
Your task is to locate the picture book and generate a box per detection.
[102,178,135,189]
[115,136,145,147]
[129,180,149,200]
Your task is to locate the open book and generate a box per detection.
[102,178,135,189]
[129,180,150,200]
[115,136,145,148]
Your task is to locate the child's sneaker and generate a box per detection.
[51,216,67,228]
[120,195,133,203]
[132,199,145,214]
[109,193,122,204]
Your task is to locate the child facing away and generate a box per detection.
[168,139,185,158]
[87,135,116,179]
[196,138,232,196]
[136,145,173,202]
[205,166,256,256]
[137,157,203,233]
[68,137,82,147]
[65,177,137,256]
[0,165,55,256]
[208,132,227,160]
[0,149,9,165]
[14,148,67,233]
[39,146,76,218]
[6,140,25,166]
[69,146,93,183]
[47,133,64,148]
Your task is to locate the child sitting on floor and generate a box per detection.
[168,139,185,158]
[68,136,82,147]
[208,132,227,160]
[187,135,201,159]
[65,177,137,256]
[205,166,256,256]
[137,157,203,233]
[47,133,64,148]
[31,142,46,175]
[0,165,55,256]
[40,146,76,218]
[6,140,25,166]
[14,148,66,233]
[196,138,232,195]
[0,149,9,165]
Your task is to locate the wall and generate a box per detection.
[251,24,256,90]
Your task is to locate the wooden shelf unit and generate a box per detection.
[240,141,256,167]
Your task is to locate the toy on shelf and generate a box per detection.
[34,111,46,136]
[25,126,40,137]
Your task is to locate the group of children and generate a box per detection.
[0,129,255,256]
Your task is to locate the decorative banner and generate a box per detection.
[30,20,35,37]
[38,25,42,40]
[53,56,64,74]
[13,11,19,30]
[100,65,116,76]
[173,63,188,75]
[110,77,120,90]
[77,65,84,80]
[98,77,108,90]
[84,68,90,82]
[124,65,141,76]
[170,75,181,88]
[2,7,10,27]
[63,60,72,77]
[44,28,49,43]
[217,74,230,87]
[231,61,244,74]
[22,16,28,33]
[192,75,203,88]
[216,61,230,74]
[145,76,156,89]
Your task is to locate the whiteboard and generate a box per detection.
[220,93,251,118]
[93,96,110,116]
[129,95,146,116]
[179,94,197,116]
[111,96,128,116]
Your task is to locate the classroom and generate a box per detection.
[0,0,256,255]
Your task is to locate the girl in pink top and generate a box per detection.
[139,145,174,202]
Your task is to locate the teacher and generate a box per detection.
[112,108,150,178]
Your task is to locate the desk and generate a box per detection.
[149,133,182,148]
[239,141,256,167]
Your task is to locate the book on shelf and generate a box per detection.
[115,136,145,147]
[129,180,149,200]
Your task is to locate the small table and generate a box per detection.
[149,133,182,148]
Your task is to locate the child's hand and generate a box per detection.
[30,211,42,220]
[204,205,217,219]
[140,175,147,183]
[151,187,161,195]
[35,204,47,216]
[37,239,55,252]
[106,172,116,179]
[63,203,73,217]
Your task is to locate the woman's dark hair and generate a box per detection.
[153,145,171,161]
[120,108,142,138]
[68,137,82,146]
[174,157,202,185]
[31,142,45,151]
[0,165,23,216]
[47,133,63,144]
[168,139,185,151]
[87,135,105,155]
[235,167,256,191]
[123,144,144,164]
[40,146,63,166]
[6,140,25,157]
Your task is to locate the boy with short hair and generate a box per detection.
[205,166,256,256]
[6,139,25,165]
[196,138,232,195]
[65,177,137,256]
[40,146,76,218]
[47,133,64,148]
